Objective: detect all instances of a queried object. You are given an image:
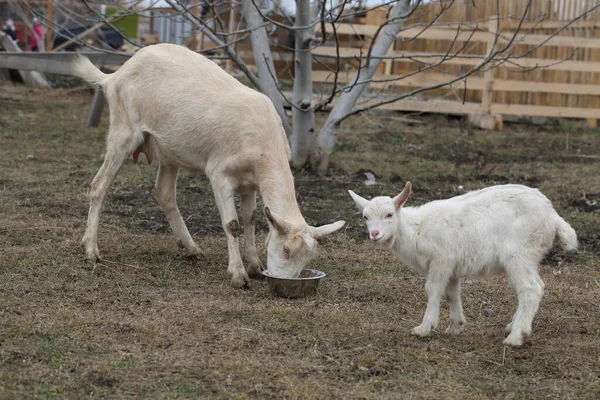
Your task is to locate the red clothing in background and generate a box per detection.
[29,24,43,50]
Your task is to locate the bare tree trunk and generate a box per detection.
[241,0,292,137]
[289,0,317,168]
[310,0,412,175]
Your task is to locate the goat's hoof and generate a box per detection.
[83,248,100,263]
[445,322,465,335]
[503,333,525,347]
[186,247,205,259]
[246,261,264,280]
[231,274,251,290]
[247,268,264,280]
[411,325,432,337]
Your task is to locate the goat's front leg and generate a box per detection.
[153,163,204,258]
[411,266,451,337]
[241,191,263,279]
[211,177,249,289]
[445,277,466,335]
[82,126,141,262]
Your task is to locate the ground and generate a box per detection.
[1,81,599,399]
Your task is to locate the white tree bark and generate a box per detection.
[289,0,317,168]
[310,0,413,175]
[241,0,292,137]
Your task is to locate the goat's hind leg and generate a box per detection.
[241,191,263,279]
[82,125,142,262]
[153,163,204,258]
[504,260,545,346]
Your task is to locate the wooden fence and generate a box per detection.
[312,0,600,127]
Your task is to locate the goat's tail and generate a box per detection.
[72,56,109,87]
[555,215,578,252]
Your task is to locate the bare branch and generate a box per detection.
[164,0,262,91]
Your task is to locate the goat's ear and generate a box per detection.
[393,181,412,209]
[264,206,289,235]
[348,190,369,211]
[309,221,345,239]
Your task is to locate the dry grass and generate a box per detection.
[1,82,599,399]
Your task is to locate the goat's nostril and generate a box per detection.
[371,230,379,238]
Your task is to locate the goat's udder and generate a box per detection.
[132,146,152,164]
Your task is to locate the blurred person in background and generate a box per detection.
[29,17,43,51]
[2,17,17,42]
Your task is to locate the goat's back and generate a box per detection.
[409,185,563,274]
[101,44,290,171]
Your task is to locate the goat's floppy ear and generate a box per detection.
[393,181,412,209]
[348,190,370,211]
[264,207,290,235]
[309,221,345,239]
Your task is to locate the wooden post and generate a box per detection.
[226,1,237,72]
[86,88,106,128]
[480,16,497,115]
[45,0,53,50]
[24,0,30,48]
[473,15,503,130]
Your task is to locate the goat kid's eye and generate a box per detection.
[386,213,393,219]
[363,215,369,221]
[283,246,290,255]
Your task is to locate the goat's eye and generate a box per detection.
[386,213,393,219]
[283,246,290,254]
[363,215,368,221]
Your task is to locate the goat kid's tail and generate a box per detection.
[556,216,578,252]
[72,56,109,87]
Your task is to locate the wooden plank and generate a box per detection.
[320,23,600,49]
[0,52,132,75]
[312,70,600,96]
[312,46,600,73]
[491,103,600,119]
[312,70,483,89]
[319,95,600,120]
[366,99,481,114]
[500,20,600,30]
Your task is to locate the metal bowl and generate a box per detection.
[262,269,326,299]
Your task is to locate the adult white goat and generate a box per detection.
[349,183,577,346]
[73,44,345,289]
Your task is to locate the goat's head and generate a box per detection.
[263,207,345,278]
[348,182,412,247]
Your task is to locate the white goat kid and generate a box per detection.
[73,44,345,288]
[349,183,577,346]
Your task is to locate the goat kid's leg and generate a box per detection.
[505,314,516,334]
[445,277,466,335]
[504,264,545,346]
[82,127,141,262]
[211,178,249,289]
[241,191,263,279]
[412,267,451,337]
[153,164,204,258]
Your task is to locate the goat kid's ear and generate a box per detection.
[309,221,345,239]
[393,181,412,210]
[348,190,370,211]
[264,206,289,235]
